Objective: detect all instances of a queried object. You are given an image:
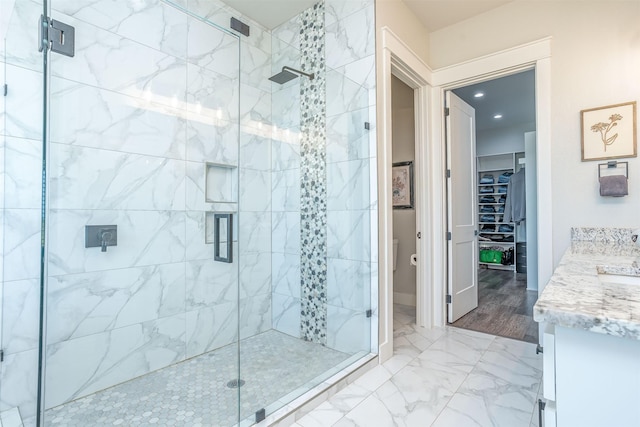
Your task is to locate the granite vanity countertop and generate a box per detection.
[533,241,640,340]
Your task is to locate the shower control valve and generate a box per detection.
[85,225,118,252]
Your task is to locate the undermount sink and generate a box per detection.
[598,273,640,286]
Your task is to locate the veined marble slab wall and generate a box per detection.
[324,0,376,355]
[270,15,303,338]
[0,0,272,419]
[270,0,377,354]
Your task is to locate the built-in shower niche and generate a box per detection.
[205,162,238,204]
[204,163,238,250]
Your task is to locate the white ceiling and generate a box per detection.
[452,70,535,131]
[403,0,513,32]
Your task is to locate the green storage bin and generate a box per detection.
[480,249,503,264]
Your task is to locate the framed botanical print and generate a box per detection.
[581,101,637,161]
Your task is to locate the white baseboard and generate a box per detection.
[394,292,416,307]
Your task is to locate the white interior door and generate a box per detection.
[446,92,478,322]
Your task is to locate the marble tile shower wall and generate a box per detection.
[269,0,377,355]
[270,18,303,339]
[324,0,376,355]
[0,0,272,420]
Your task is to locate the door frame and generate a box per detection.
[431,38,553,331]
[378,33,553,362]
[377,27,434,362]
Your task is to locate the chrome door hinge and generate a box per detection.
[447,231,452,241]
[446,295,452,304]
[39,15,75,57]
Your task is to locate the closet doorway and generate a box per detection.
[446,70,539,343]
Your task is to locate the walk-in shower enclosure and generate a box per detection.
[0,0,377,425]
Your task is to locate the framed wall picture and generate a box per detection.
[581,101,637,161]
[392,161,414,209]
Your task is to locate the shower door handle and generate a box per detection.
[214,213,233,263]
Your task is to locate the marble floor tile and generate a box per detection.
[303,304,543,427]
[416,328,494,374]
[297,401,347,427]
[0,407,24,427]
[335,394,396,427]
[352,365,392,392]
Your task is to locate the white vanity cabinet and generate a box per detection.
[534,229,640,427]
[540,325,640,427]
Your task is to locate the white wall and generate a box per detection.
[376,0,430,64]
[391,76,417,305]
[430,1,640,265]
[477,122,535,156]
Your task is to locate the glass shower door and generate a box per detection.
[41,1,242,425]
[1,0,47,425]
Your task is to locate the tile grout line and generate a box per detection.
[428,333,498,426]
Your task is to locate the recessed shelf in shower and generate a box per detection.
[205,162,238,203]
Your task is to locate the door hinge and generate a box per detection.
[538,399,546,427]
[447,231,452,241]
[474,230,479,236]
[0,349,4,362]
[230,17,250,37]
[39,15,75,57]
[3,84,7,97]
[417,232,421,239]
[366,309,372,318]
[446,295,452,304]
[536,344,543,354]
[364,121,370,130]
[255,408,266,423]
[444,107,450,116]
[446,169,451,178]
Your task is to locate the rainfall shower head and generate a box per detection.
[268,66,314,84]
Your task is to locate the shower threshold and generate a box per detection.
[44,330,350,426]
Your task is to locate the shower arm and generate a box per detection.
[282,66,315,80]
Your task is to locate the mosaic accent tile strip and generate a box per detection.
[571,227,637,243]
[299,1,328,344]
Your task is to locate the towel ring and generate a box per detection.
[598,161,628,179]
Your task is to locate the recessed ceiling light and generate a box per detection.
[474,92,484,98]
[493,114,503,119]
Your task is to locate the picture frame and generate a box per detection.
[581,101,637,161]
[392,161,414,209]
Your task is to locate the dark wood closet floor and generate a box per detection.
[450,269,539,343]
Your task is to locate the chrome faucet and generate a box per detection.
[100,230,113,252]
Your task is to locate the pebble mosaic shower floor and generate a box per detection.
[44,330,349,426]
